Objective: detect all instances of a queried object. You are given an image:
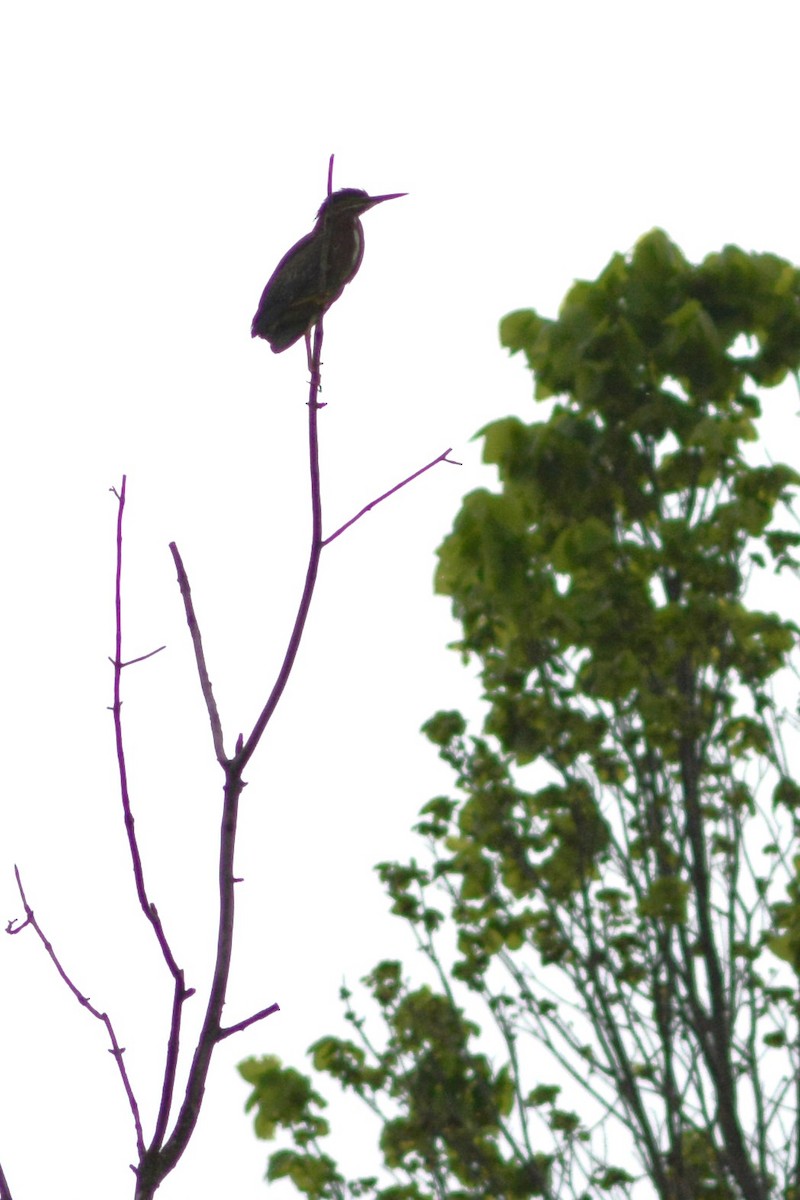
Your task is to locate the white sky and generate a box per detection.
[1,3,800,1198]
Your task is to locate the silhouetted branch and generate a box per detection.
[108,478,195,1161]
[168,541,227,765]
[219,1003,282,1040]
[136,768,251,1199]
[235,317,327,773]
[9,866,145,1158]
[0,1159,14,1200]
[109,477,186,979]
[117,647,167,667]
[323,448,460,546]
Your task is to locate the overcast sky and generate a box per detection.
[1,3,800,1199]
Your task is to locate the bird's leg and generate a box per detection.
[305,328,323,397]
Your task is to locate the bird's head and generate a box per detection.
[316,188,407,221]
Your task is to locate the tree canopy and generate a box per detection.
[240,229,800,1200]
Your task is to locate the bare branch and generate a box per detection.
[108,479,195,1163]
[168,541,227,765]
[11,866,146,1158]
[110,645,167,669]
[135,768,246,1199]
[0,1158,14,1200]
[219,1002,281,1040]
[108,480,187,980]
[323,448,461,546]
[235,318,326,773]
[139,324,334,1196]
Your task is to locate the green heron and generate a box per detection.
[251,187,406,353]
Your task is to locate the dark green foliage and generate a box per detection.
[239,972,550,1200]
[241,232,800,1200]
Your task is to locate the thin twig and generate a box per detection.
[10,867,146,1158]
[219,1003,282,1039]
[110,479,185,977]
[115,646,167,668]
[168,542,227,764]
[109,478,193,1163]
[109,477,183,964]
[323,448,460,546]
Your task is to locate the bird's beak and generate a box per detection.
[362,192,407,209]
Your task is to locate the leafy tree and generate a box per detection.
[240,230,800,1200]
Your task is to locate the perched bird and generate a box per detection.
[251,187,405,353]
